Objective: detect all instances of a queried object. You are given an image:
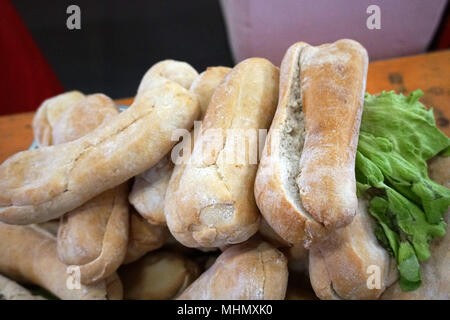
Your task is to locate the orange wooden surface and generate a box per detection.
[0,50,449,163]
[367,49,450,137]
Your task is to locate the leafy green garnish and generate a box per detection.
[357,90,450,291]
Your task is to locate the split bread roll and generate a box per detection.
[165,58,279,248]
[309,197,398,300]
[0,64,200,225]
[37,93,129,285]
[0,222,121,300]
[381,156,450,300]
[120,251,200,300]
[124,209,169,264]
[255,39,368,247]
[0,274,45,300]
[32,90,85,147]
[177,239,288,300]
[130,66,230,226]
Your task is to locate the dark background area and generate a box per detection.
[4,0,449,115]
[11,0,234,100]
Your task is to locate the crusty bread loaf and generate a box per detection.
[130,65,230,226]
[0,68,200,224]
[177,239,288,300]
[32,91,85,147]
[123,209,169,264]
[381,156,450,300]
[254,39,368,247]
[309,198,398,300]
[120,250,200,300]
[189,66,232,117]
[0,222,117,300]
[165,58,279,248]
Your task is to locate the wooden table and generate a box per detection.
[0,50,449,163]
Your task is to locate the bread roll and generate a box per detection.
[165,58,279,248]
[255,39,368,247]
[189,66,232,117]
[177,239,288,300]
[138,59,198,92]
[130,65,230,226]
[123,209,169,264]
[309,198,398,300]
[51,93,119,144]
[0,65,200,225]
[0,223,117,300]
[57,184,129,285]
[120,251,200,300]
[32,91,85,147]
[130,155,174,226]
[37,93,129,285]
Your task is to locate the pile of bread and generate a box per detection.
[0,39,448,300]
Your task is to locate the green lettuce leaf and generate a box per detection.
[357,90,450,291]
[398,242,422,291]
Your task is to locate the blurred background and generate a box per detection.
[0,0,449,115]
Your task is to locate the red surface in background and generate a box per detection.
[0,0,63,115]
[438,11,450,49]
